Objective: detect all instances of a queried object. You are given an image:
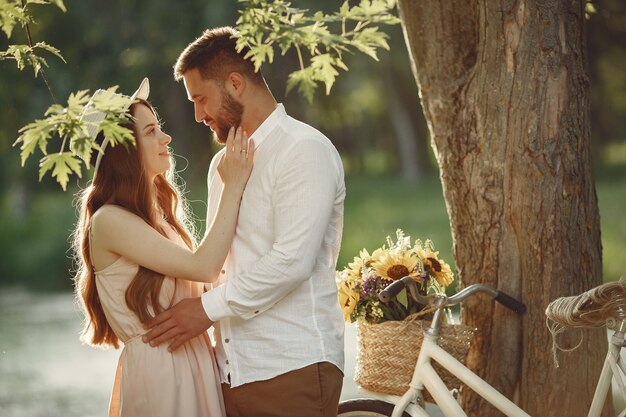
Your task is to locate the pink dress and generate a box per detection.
[94,225,226,417]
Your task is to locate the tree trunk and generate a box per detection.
[397,0,607,416]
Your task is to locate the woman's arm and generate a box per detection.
[91,127,254,283]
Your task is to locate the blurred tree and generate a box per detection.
[587,0,626,174]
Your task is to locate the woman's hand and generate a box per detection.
[217,126,255,191]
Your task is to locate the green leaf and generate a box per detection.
[286,67,317,102]
[0,42,65,74]
[0,1,29,39]
[15,86,137,189]
[33,41,66,63]
[338,1,350,17]
[99,119,135,148]
[310,53,339,95]
[50,0,67,12]
[236,0,399,99]
[39,152,83,191]
[244,43,275,72]
[1,0,67,39]
[25,0,66,12]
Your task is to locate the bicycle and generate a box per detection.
[337,277,626,417]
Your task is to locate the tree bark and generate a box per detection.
[397,0,608,416]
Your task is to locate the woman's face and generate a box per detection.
[134,104,172,179]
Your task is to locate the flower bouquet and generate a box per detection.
[337,229,474,398]
[337,229,453,324]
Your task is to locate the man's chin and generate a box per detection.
[213,131,227,145]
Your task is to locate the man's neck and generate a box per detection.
[241,93,279,136]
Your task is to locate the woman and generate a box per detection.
[71,78,253,417]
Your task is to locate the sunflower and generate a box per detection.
[337,277,359,321]
[371,248,421,281]
[415,240,454,287]
[346,252,367,278]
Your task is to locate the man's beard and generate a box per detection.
[214,90,244,144]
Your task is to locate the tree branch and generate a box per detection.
[20,0,57,103]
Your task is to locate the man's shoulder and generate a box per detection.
[282,115,327,141]
[278,116,339,156]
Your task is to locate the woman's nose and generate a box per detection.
[161,132,172,145]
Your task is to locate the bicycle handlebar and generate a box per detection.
[378,276,526,315]
[378,276,415,303]
[493,290,527,314]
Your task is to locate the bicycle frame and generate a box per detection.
[389,329,530,417]
[588,319,626,417]
[348,281,626,416]
[380,321,626,417]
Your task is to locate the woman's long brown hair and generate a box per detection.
[71,99,197,348]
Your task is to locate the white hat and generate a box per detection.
[79,77,150,179]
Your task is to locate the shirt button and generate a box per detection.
[225,338,230,343]
[221,269,225,274]
[226,360,229,364]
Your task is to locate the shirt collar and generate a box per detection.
[249,103,287,148]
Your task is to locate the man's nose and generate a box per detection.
[194,103,206,124]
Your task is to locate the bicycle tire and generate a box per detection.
[337,399,413,417]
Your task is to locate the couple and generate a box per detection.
[72,26,346,417]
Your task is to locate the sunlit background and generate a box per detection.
[1,1,625,416]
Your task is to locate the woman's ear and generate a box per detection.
[226,72,246,98]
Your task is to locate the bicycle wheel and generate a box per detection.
[337,399,413,417]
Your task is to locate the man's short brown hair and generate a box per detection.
[174,26,264,85]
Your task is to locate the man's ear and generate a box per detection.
[225,72,246,98]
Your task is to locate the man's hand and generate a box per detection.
[142,297,214,352]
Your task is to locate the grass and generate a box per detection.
[596,176,626,280]
[339,175,626,283]
[0,174,624,290]
[338,175,454,271]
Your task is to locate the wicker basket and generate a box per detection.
[354,315,475,402]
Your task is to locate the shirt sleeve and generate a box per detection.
[201,137,342,321]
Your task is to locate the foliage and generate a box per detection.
[236,0,400,101]
[1,0,404,188]
[14,88,135,190]
[0,41,64,75]
[336,229,454,324]
[0,0,66,72]
[1,0,138,190]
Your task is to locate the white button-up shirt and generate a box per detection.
[201,104,346,387]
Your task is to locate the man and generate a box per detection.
[143,26,346,417]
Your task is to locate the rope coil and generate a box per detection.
[545,279,626,367]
